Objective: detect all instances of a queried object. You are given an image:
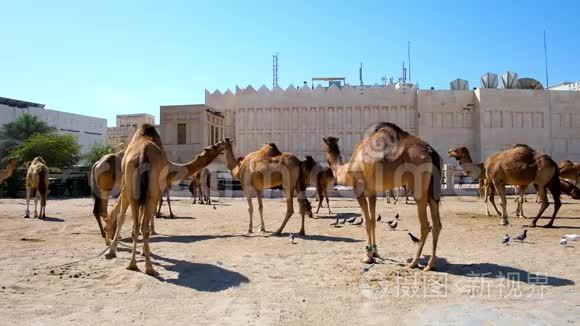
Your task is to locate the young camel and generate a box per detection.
[24,157,49,219]
[222,141,312,235]
[485,144,561,227]
[190,168,211,205]
[104,126,231,274]
[559,160,580,186]
[0,157,19,184]
[323,122,442,270]
[301,156,335,214]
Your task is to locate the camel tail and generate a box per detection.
[428,146,442,202]
[138,150,150,207]
[296,161,313,216]
[549,163,561,202]
[38,168,47,206]
[91,163,106,218]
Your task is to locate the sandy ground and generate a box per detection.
[0,195,578,325]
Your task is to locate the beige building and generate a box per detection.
[159,104,224,162]
[549,81,580,91]
[107,113,155,146]
[205,83,580,164]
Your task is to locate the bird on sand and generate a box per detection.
[388,221,398,230]
[213,205,216,210]
[377,214,382,222]
[353,218,363,226]
[395,213,400,220]
[408,232,419,244]
[340,217,347,224]
[346,216,357,223]
[289,233,295,244]
[514,229,527,242]
[502,233,511,245]
[330,218,339,226]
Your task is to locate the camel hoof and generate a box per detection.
[169,214,175,219]
[361,257,375,264]
[260,227,266,232]
[126,263,139,271]
[105,252,117,260]
[23,215,30,219]
[145,268,158,276]
[543,224,554,228]
[407,262,419,269]
[272,231,282,236]
[298,230,305,236]
[528,224,537,228]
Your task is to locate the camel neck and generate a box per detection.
[181,147,222,177]
[223,147,240,178]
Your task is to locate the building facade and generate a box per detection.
[159,104,224,162]
[0,96,107,154]
[205,84,580,164]
[107,113,155,147]
[549,82,580,91]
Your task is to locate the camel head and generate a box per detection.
[31,157,46,165]
[447,146,470,160]
[7,157,19,168]
[323,137,340,154]
[561,179,580,199]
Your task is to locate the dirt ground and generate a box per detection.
[0,195,578,325]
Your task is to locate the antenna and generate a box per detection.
[402,61,407,83]
[359,62,363,86]
[543,31,549,88]
[408,41,411,82]
[273,52,279,88]
[544,30,553,155]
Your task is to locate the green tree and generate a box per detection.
[0,113,55,156]
[11,133,81,168]
[82,143,113,167]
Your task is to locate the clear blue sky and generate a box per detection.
[1,0,578,126]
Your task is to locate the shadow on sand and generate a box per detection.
[150,253,250,292]
[412,257,575,287]
[41,216,64,222]
[121,234,236,244]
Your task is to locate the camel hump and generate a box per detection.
[366,122,409,137]
[512,143,533,150]
[261,143,282,157]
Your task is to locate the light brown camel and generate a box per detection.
[104,125,231,274]
[323,122,442,270]
[24,157,49,219]
[534,178,580,201]
[222,141,312,235]
[0,157,19,184]
[91,150,124,238]
[190,168,211,205]
[559,160,580,185]
[484,144,561,227]
[301,156,334,214]
[385,186,410,204]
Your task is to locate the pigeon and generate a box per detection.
[563,234,580,241]
[395,213,400,220]
[330,218,339,226]
[346,216,357,223]
[340,217,347,224]
[213,205,216,210]
[514,229,527,242]
[408,232,419,244]
[502,233,511,245]
[289,233,295,244]
[388,221,398,230]
[560,237,567,246]
[377,214,382,222]
[353,218,363,226]
[386,220,394,225]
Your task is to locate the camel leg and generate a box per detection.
[24,187,31,218]
[531,186,549,228]
[34,190,39,218]
[273,189,295,235]
[425,199,442,271]
[141,200,158,276]
[315,186,323,214]
[206,186,212,205]
[516,186,527,218]
[166,193,174,218]
[106,196,128,258]
[256,191,265,232]
[325,190,332,214]
[245,190,254,234]
[368,195,381,259]
[488,185,502,216]
[156,196,163,218]
[408,199,430,269]
[355,194,374,264]
[545,182,562,228]
[494,182,509,226]
[126,202,140,271]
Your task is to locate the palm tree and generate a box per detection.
[0,113,55,156]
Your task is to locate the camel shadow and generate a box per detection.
[41,217,64,222]
[124,234,236,244]
[156,215,196,220]
[277,233,362,243]
[413,257,574,287]
[314,212,361,220]
[150,253,250,292]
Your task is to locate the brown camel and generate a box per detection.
[323,122,442,270]
[104,125,231,274]
[301,156,334,214]
[222,141,312,235]
[484,144,561,227]
[190,168,211,205]
[559,160,580,185]
[534,178,580,201]
[155,186,175,218]
[0,157,18,184]
[24,157,49,219]
[91,150,124,238]
[385,186,410,204]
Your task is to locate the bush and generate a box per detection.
[11,133,81,168]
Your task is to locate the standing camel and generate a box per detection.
[24,157,49,219]
[104,125,231,274]
[190,168,211,205]
[91,150,124,238]
[559,160,580,185]
[156,186,175,218]
[301,156,334,214]
[0,157,19,184]
[485,144,561,227]
[323,122,442,270]
[222,141,312,235]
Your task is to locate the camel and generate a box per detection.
[190,168,211,205]
[24,157,49,219]
[91,150,124,238]
[155,187,175,218]
[534,178,580,201]
[104,125,231,274]
[300,156,335,214]
[0,157,18,184]
[484,144,561,227]
[559,160,580,185]
[323,122,442,270]
[385,186,410,204]
[222,141,312,235]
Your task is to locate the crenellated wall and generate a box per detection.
[203,84,580,165]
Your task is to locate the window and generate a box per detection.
[210,126,215,144]
[177,123,187,144]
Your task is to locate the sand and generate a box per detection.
[0,195,578,325]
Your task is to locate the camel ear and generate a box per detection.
[323,137,328,144]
